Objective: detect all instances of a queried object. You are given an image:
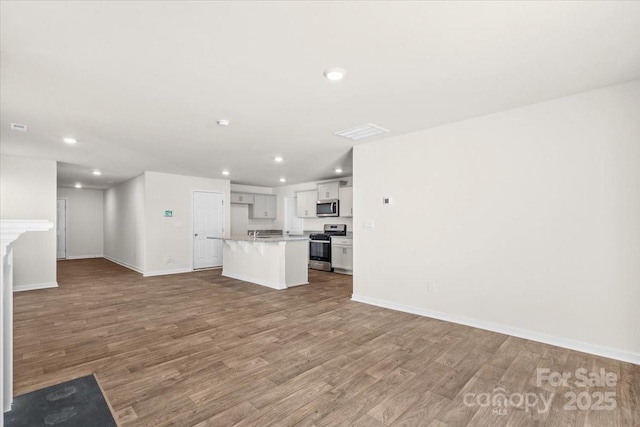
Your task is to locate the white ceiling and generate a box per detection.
[1,1,639,189]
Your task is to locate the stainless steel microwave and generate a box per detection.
[316,199,339,217]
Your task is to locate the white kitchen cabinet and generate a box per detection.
[331,237,353,274]
[250,194,277,219]
[317,181,340,200]
[230,192,254,204]
[339,187,353,218]
[296,190,317,218]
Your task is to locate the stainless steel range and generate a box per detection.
[309,224,347,272]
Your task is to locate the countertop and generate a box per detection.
[207,235,309,243]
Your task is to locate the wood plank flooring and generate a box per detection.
[12,258,640,426]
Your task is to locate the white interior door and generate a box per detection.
[56,199,66,259]
[284,197,304,235]
[193,191,223,269]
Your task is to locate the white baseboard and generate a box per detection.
[286,282,309,288]
[193,266,223,271]
[63,254,104,260]
[351,294,640,366]
[222,272,286,290]
[13,281,58,292]
[98,257,217,278]
[143,268,191,277]
[103,256,144,275]
[333,268,353,276]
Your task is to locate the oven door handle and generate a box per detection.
[311,240,331,244]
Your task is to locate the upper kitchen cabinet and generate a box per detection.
[296,190,317,218]
[339,187,353,217]
[250,194,277,219]
[230,192,254,204]
[317,181,340,200]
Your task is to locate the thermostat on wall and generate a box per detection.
[382,196,393,205]
[164,210,173,217]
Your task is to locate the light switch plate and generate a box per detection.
[363,221,374,229]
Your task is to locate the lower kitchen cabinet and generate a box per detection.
[331,238,353,274]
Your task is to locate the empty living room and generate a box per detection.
[1,1,639,426]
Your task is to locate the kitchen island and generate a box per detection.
[207,235,309,290]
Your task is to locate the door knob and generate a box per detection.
[194,233,198,236]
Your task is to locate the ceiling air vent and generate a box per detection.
[334,123,389,141]
[10,123,28,132]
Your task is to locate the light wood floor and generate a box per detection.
[13,258,639,426]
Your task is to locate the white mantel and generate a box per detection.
[1,220,53,420]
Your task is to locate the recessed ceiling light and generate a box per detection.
[63,137,77,144]
[324,68,346,81]
[335,168,343,173]
[279,178,286,183]
[222,170,230,176]
[274,156,284,162]
[217,119,230,126]
[74,183,82,189]
[92,170,102,176]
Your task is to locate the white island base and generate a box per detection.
[218,238,309,290]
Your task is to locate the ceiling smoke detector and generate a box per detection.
[10,123,28,132]
[217,119,230,126]
[324,68,346,81]
[334,123,390,141]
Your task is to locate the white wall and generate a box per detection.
[0,156,57,288]
[103,174,146,272]
[57,188,104,259]
[353,80,640,363]
[230,204,250,237]
[144,171,230,275]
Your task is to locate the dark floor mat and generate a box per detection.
[4,375,116,427]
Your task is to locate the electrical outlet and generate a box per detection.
[426,282,436,294]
